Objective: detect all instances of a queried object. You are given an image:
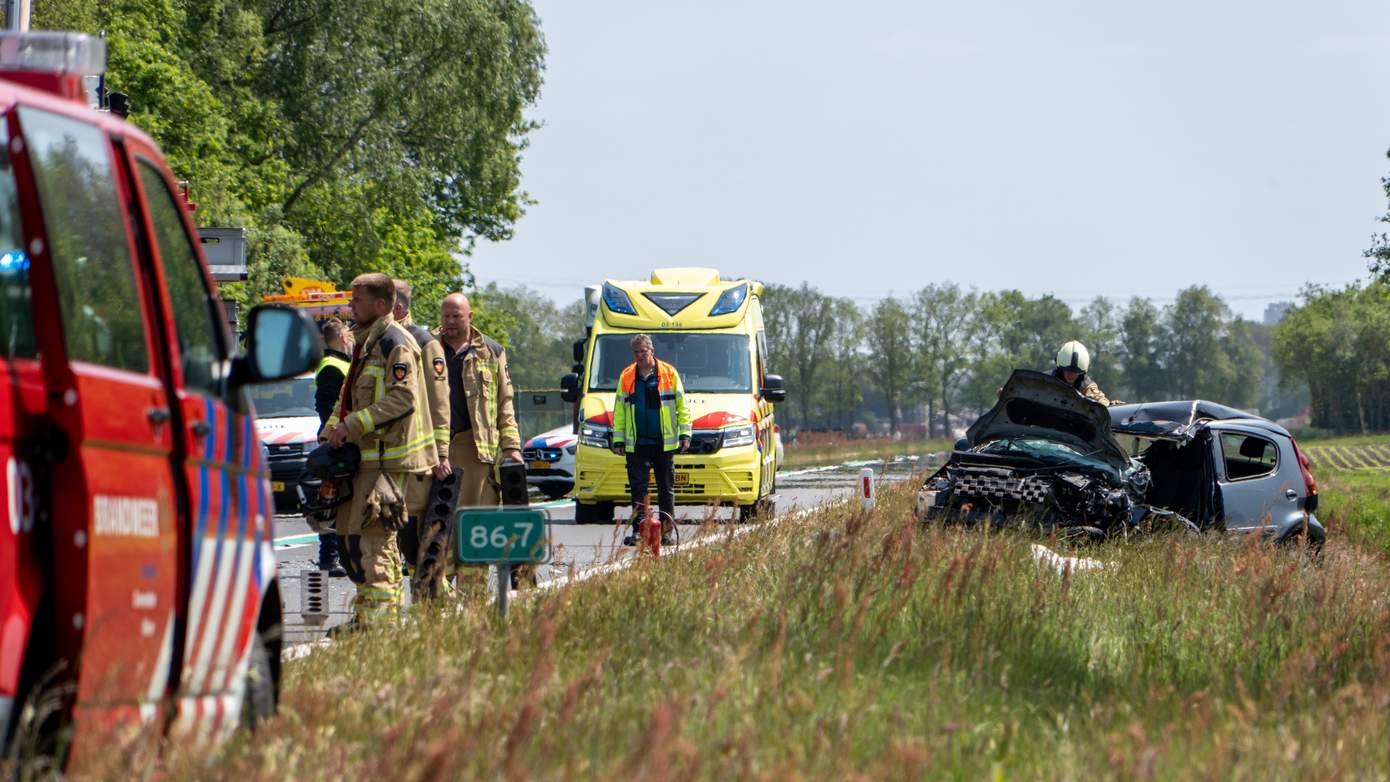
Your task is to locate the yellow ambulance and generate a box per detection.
[559,268,786,523]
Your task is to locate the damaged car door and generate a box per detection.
[1209,424,1320,545]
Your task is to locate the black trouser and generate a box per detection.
[626,443,675,531]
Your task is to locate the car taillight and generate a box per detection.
[1290,437,1317,499]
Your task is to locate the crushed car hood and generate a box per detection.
[965,370,1130,472]
[1109,400,1254,441]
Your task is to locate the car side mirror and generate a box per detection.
[572,339,585,364]
[761,373,787,403]
[560,372,580,403]
[232,304,323,387]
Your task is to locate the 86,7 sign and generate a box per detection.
[455,508,551,565]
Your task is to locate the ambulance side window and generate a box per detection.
[136,160,224,396]
[20,107,148,372]
[0,122,34,358]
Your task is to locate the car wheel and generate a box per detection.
[240,630,277,729]
[1278,525,1325,561]
[541,486,570,501]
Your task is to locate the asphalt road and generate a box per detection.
[275,455,936,643]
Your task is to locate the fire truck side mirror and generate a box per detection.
[233,304,324,387]
[559,372,580,404]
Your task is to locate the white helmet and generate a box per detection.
[1055,340,1090,373]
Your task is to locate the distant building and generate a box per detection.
[1263,301,1293,326]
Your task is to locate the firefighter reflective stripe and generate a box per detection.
[362,430,437,462]
[315,354,349,379]
[355,407,375,433]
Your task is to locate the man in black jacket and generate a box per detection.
[315,318,353,425]
[311,318,352,575]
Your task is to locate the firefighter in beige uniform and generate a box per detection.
[391,279,452,572]
[323,273,438,624]
[434,292,523,593]
[437,292,523,505]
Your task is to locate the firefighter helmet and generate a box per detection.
[1055,341,1091,373]
[297,443,361,515]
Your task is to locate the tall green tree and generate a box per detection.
[762,283,837,429]
[1368,149,1390,276]
[1118,297,1166,401]
[1078,296,1122,393]
[1276,281,1390,432]
[1163,286,1235,400]
[816,299,865,430]
[912,283,979,438]
[37,0,547,312]
[865,297,912,436]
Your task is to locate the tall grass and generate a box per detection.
[137,475,1390,779]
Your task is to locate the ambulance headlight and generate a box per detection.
[721,424,755,448]
[580,424,611,449]
[709,283,748,316]
[602,282,637,316]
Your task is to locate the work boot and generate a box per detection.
[318,533,347,578]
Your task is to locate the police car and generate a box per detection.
[0,31,320,767]
[247,372,320,512]
[523,424,577,500]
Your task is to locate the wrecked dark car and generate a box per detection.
[916,370,1324,547]
[1108,398,1323,546]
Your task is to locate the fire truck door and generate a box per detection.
[13,105,181,742]
[122,142,274,739]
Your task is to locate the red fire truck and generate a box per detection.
[0,31,320,766]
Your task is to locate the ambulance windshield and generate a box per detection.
[589,333,752,394]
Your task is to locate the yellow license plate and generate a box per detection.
[674,472,690,486]
[529,460,549,470]
[271,481,285,492]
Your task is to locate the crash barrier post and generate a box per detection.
[456,507,551,619]
[639,496,660,557]
[860,468,875,510]
[301,569,328,625]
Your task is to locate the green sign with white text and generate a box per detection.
[455,508,550,564]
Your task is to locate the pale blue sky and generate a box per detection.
[469,1,1390,321]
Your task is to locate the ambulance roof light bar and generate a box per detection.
[0,32,106,103]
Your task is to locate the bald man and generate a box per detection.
[419,293,522,595]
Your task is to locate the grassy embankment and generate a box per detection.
[781,438,953,469]
[127,466,1390,779]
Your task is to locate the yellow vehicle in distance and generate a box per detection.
[559,268,787,523]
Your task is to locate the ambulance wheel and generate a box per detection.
[240,630,277,729]
[575,501,614,525]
